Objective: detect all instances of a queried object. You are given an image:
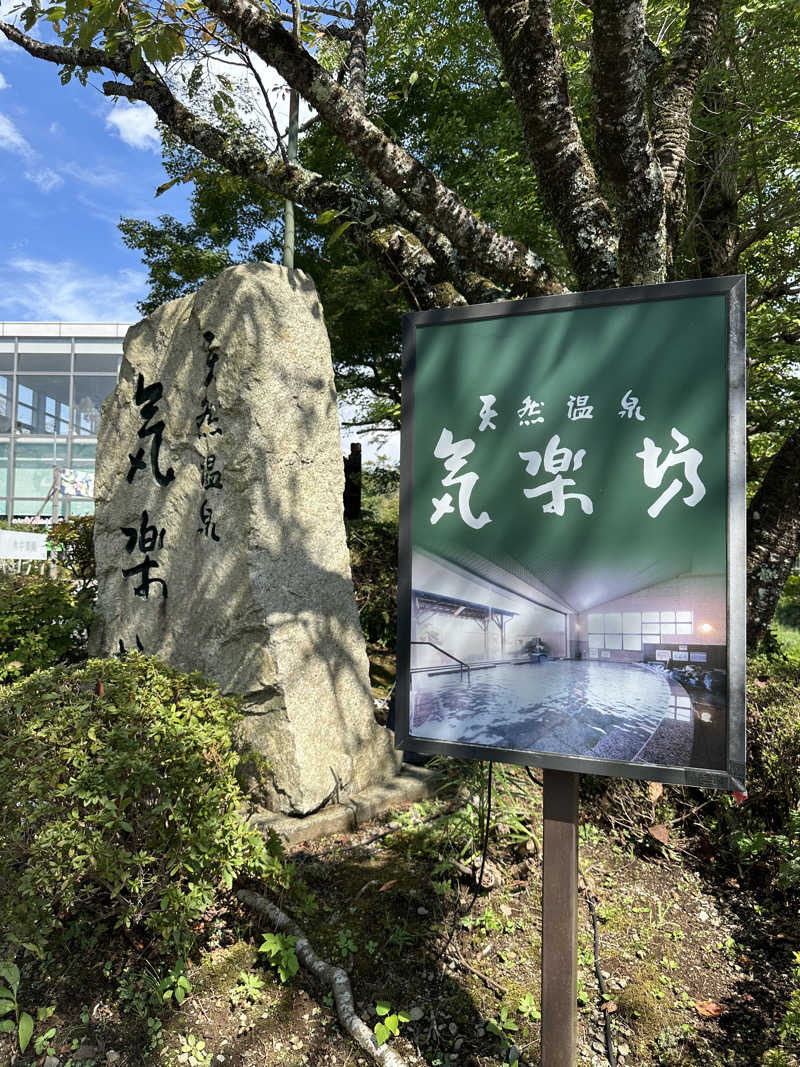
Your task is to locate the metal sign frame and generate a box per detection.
[396,277,746,791]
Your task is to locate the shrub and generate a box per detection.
[742,655,800,828]
[49,515,95,589]
[0,573,94,683]
[0,654,272,960]
[346,514,398,648]
[711,655,800,894]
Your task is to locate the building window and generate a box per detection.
[16,376,71,436]
[0,375,10,433]
[588,609,694,650]
[14,441,68,498]
[73,376,116,436]
[0,442,8,501]
[0,327,126,520]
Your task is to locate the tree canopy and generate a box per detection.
[2,0,799,642]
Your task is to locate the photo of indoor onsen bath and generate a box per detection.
[409,548,727,771]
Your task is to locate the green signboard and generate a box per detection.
[396,278,746,791]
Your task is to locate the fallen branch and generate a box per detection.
[446,943,508,997]
[237,888,408,1067]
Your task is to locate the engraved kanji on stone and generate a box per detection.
[121,555,167,600]
[198,497,221,542]
[126,374,175,487]
[201,454,223,490]
[120,509,165,554]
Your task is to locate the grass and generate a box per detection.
[775,621,800,663]
[2,764,798,1067]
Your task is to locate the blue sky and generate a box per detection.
[0,24,401,461]
[0,29,189,322]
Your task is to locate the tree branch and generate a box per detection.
[365,177,506,304]
[0,21,468,310]
[201,0,564,296]
[238,888,409,1067]
[720,202,800,274]
[653,0,723,261]
[0,19,130,73]
[478,0,618,291]
[346,0,370,111]
[241,48,289,162]
[591,0,665,284]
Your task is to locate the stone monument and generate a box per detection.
[91,263,399,814]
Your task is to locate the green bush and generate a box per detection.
[346,514,398,648]
[775,574,800,629]
[49,515,95,589]
[762,951,800,1066]
[712,655,800,894]
[0,655,272,960]
[0,573,94,683]
[742,655,800,827]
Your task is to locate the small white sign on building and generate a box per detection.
[0,530,48,560]
[655,649,671,662]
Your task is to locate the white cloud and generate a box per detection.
[0,72,9,89]
[105,101,160,151]
[25,167,63,192]
[0,258,145,321]
[61,160,123,188]
[0,112,63,192]
[0,111,33,159]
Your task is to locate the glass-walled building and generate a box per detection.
[0,322,131,521]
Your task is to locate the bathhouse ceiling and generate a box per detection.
[428,547,690,614]
[414,546,572,616]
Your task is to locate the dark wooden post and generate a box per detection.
[343,442,362,519]
[541,768,579,1067]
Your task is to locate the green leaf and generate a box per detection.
[316,209,340,226]
[0,1002,13,1016]
[397,1010,411,1023]
[375,1000,391,1016]
[0,966,19,996]
[385,1013,399,1035]
[327,220,354,248]
[0,1019,14,1033]
[18,1011,34,1052]
[374,1021,390,1046]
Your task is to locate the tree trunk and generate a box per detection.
[690,79,740,278]
[746,429,800,647]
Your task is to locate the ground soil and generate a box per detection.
[3,766,797,1067]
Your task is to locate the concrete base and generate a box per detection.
[249,765,440,847]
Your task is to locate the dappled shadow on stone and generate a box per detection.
[92,263,398,816]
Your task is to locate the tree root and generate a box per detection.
[237,889,409,1067]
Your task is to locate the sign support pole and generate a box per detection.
[541,768,579,1067]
